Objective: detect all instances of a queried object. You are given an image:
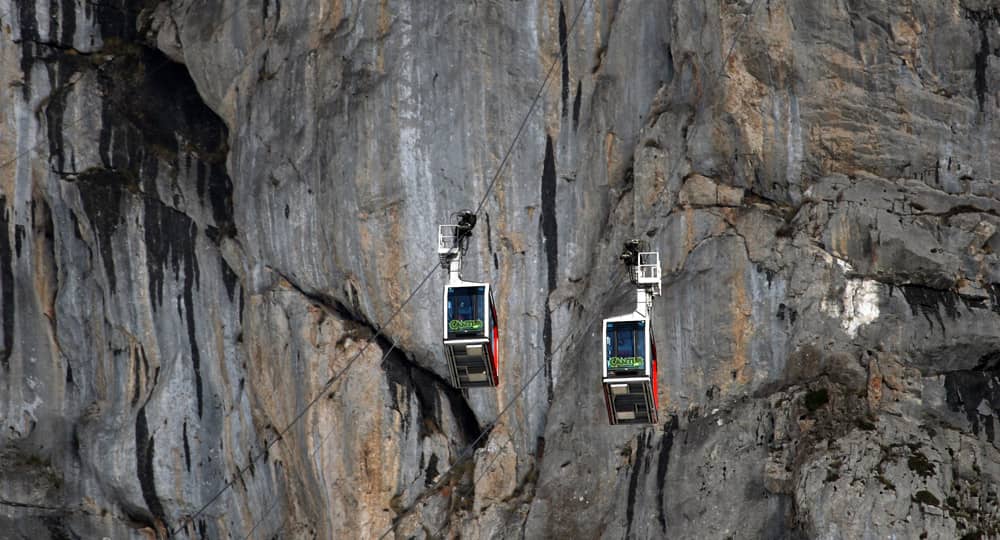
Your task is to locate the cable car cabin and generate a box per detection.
[602,315,658,424]
[443,283,500,388]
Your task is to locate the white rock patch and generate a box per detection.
[842,279,880,337]
[819,254,880,337]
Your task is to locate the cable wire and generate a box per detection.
[239,335,404,540]
[426,293,620,540]
[171,264,438,536]
[376,305,591,540]
[471,0,588,219]
[244,2,595,535]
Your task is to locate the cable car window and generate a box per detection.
[606,321,645,371]
[447,286,486,338]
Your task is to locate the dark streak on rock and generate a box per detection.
[32,195,57,294]
[656,415,678,533]
[971,12,993,111]
[559,2,569,118]
[76,169,131,292]
[196,160,207,199]
[541,136,559,403]
[144,198,203,415]
[183,236,204,419]
[484,211,494,259]
[207,160,235,236]
[13,225,24,258]
[144,196,196,305]
[944,353,1000,442]
[219,255,239,302]
[424,453,439,487]
[68,211,82,240]
[135,406,167,528]
[383,340,481,443]
[625,431,649,539]
[43,56,81,175]
[572,79,582,129]
[140,344,149,383]
[0,200,14,369]
[131,342,142,406]
[70,428,81,462]
[57,0,77,47]
[16,1,38,98]
[900,284,960,332]
[183,420,192,472]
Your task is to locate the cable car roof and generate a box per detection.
[603,312,649,324]
[445,279,490,289]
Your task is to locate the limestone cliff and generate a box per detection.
[1,0,999,538]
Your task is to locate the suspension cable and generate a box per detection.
[171,264,437,535]
[375,305,593,540]
[425,300,616,540]
[238,334,403,540]
[472,0,588,219]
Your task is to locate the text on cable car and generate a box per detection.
[449,319,484,331]
[608,356,644,369]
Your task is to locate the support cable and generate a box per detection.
[471,0,588,219]
[172,264,437,535]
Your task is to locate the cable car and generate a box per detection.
[603,242,661,424]
[603,316,659,424]
[439,212,500,389]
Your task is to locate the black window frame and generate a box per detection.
[447,286,487,338]
[606,320,646,372]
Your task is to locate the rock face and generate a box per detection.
[1,0,999,538]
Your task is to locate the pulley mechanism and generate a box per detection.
[439,210,477,272]
[619,239,642,266]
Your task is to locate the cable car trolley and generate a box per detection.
[602,240,661,425]
[439,211,500,389]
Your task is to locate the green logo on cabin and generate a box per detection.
[608,356,644,369]
[449,319,484,331]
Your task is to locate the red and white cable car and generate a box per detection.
[439,212,500,388]
[602,242,661,424]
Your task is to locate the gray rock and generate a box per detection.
[1,0,999,538]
